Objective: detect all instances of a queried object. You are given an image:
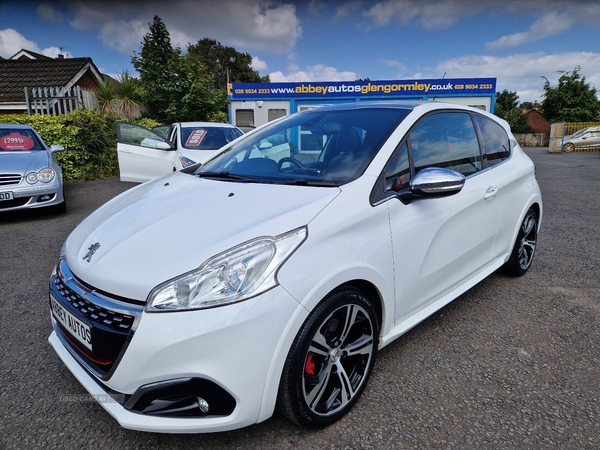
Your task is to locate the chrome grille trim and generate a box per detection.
[0,174,22,186]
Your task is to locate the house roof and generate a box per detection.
[10,49,54,60]
[0,57,103,103]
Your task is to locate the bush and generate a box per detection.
[1,110,119,181]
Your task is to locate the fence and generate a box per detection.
[549,121,600,153]
[513,133,549,147]
[24,86,86,116]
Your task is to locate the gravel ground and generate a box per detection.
[1,148,598,449]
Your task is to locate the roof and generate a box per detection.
[0,57,103,103]
[10,49,54,60]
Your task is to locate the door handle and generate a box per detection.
[483,186,499,200]
[484,187,499,199]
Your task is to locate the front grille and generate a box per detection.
[50,259,143,380]
[53,277,135,332]
[0,174,22,186]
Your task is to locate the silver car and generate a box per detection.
[563,126,600,152]
[0,124,66,213]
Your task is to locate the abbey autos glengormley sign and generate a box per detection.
[230,78,496,99]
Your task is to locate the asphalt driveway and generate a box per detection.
[1,148,598,449]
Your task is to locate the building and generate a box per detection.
[0,49,105,115]
[228,78,496,128]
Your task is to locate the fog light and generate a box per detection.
[39,194,52,202]
[197,397,209,413]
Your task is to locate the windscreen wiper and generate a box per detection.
[285,179,341,187]
[196,171,261,183]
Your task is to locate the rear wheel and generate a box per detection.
[277,287,379,428]
[501,208,538,276]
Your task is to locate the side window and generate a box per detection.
[410,112,481,176]
[384,141,411,191]
[474,115,510,167]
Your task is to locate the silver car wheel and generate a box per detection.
[302,302,375,417]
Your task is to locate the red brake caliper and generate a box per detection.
[305,354,316,375]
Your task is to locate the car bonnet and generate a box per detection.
[64,172,340,302]
[0,149,50,174]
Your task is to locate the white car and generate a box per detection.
[49,101,542,433]
[116,122,243,182]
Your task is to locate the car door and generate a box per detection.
[116,123,176,182]
[382,112,500,323]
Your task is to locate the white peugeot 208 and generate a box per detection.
[49,101,542,433]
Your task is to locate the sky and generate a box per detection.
[1,0,600,104]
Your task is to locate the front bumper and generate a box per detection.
[49,284,308,433]
[0,179,64,211]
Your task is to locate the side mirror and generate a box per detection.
[156,142,173,150]
[50,144,64,153]
[259,140,273,149]
[399,167,465,204]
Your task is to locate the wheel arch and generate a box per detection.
[257,274,389,424]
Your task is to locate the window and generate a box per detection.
[474,114,510,167]
[410,112,481,176]
[384,141,411,191]
[236,109,255,127]
[268,109,287,122]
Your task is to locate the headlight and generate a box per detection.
[38,167,55,183]
[147,227,307,311]
[180,157,197,168]
[26,168,55,184]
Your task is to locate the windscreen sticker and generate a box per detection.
[185,129,207,147]
[0,133,35,150]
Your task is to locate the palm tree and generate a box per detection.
[114,71,145,121]
[95,79,116,114]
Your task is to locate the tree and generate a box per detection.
[131,16,219,123]
[540,66,600,122]
[187,38,269,91]
[113,71,144,121]
[494,89,532,133]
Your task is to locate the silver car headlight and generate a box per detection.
[147,227,307,311]
[26,167,55,184]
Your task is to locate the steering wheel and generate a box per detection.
[278,157,305,170]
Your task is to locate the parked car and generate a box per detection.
[0,124,66,213]
[563,126,600,151]
[116,122,244,182]
[49,101,542,433]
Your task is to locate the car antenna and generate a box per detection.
[432,72,446,102]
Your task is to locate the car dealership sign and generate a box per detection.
[230,78,496,99]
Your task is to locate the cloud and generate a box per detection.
[0,29,40,57]
[416,51,600,103]
[486,12,574,50]
[269,63,356,82]
[36,3,64,23]
[362,0,476,30]
[252,56,268,72]
[59,0,302,55]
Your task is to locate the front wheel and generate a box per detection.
[500,208,538,276]
[564,142,575,152]
[277,287,379,428]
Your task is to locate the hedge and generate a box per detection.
[1,111,162,181]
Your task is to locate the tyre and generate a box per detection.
[500,208,538,276]
[277,287,379,428]
[564,142,575,152]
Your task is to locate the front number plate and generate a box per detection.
[50,295,93,352]
[0,191,14,201]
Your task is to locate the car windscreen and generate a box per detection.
[0,129,44,151]
[181,127,243,150]
[195,108,410,186]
